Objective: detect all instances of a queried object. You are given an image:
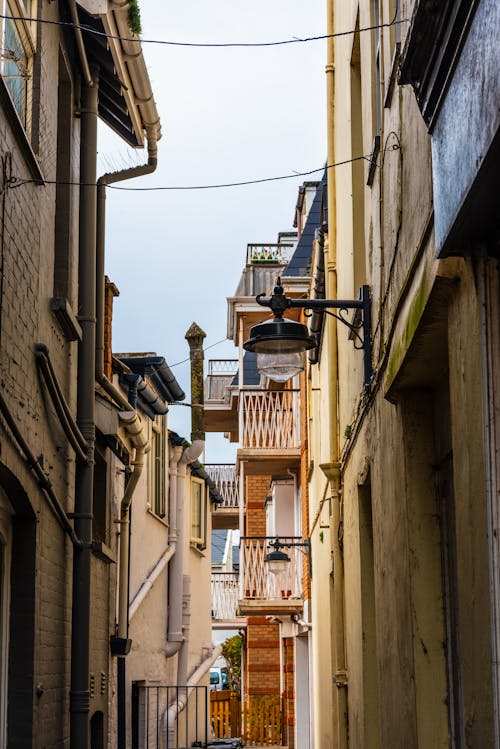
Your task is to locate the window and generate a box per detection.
[150,417,166,518]
[0,0,35,129]
[190,478,206,548]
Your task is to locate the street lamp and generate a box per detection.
[243,278,372,387]
[265,538,312,576]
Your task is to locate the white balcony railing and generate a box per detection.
[246,243,295,266]
[204,359,238,404]
[241,390,300,450]
[211,572,240,620]
[240,537,304,601]
[204,464,239,510]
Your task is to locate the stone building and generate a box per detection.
[303,0,500,746]
[0,2,161,746]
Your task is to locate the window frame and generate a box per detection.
[0,0,36,132]
[149,416,167,520]
[190,477,207,550]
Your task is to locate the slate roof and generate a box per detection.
[212,530,229,565]
[231,351,260,387]
[283,174,327,277]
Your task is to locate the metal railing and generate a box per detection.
[241,390,300,450]
[211,572,240,620]
[205,360,238,404]
[239,536,304,601]
[204,464,239,510]
[132,683,208,749]
[246,243,295,266]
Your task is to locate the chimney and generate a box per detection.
[104,276,119,380]
[185,322,207,442]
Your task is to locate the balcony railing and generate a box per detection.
[205,359,238,404]
[211,572,240,620]
[240,537,304,601]
[241,390,300,450]
[247,243,295,266]
[205,464,239,510]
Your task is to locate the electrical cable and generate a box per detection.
[0,11,407,48]
[169,338,229,368]
[9,147,399,192]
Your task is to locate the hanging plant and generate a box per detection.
[127,0,142,36]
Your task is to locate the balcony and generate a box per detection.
[204,359,238,434]
[238,536,304,616]
[246,243,295,266]
[238,389,301,474]
[206,464,239,530]
[211,572,242,627]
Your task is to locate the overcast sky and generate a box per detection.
[98,1,326,459]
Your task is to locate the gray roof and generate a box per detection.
[212,530,229,565]
[231,351,260,387]
[283,175,327,277]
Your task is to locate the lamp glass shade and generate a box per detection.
[243,317,316,355]
[256,351,305,382]
[265,548,290,575]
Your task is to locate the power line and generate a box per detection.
[169,338,229,368]
[0,12,407,49]
[9,147,400,192]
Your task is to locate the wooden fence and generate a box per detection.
[244,696,282,746]
[210,691,241,740]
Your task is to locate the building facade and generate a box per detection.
[304,0,500,746]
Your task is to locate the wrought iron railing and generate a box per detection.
[211,572,240,620]
[205,359,238,404]
[246,243,295,266]
[241,390,300,450]
[132,683,208,749]
[239,536,304,601]
[204,464,239,510]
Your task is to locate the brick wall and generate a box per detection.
[282,637,295,749]
[245,474,269,536]
[245,617,281,697]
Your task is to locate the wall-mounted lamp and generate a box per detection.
[243,278,372,387]
[265,538,312,576]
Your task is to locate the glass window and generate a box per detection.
[191,478,206,548]
[1,0,34,128]
[150,418,166,518]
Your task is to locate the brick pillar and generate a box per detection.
[103,276,119,380]
[283,637,296,749]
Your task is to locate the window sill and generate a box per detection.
[147,507,169,528]
[92,541,116,564]
[0,76,43,181]
[51,298,83,342]
[190,542,206,557]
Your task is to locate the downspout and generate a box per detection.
[165,645,222,748]
[69,0,93,87]
[324,1,348,746]
[115,409,149,749]
[165,439,204,657]
[70,69,98,749]
[166,324,206,659]
[96,131,158,409]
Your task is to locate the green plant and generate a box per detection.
[127,0,142,35]
[221,634,242,696]
[344,424,352,439]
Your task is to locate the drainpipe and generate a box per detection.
[70,69,98,749]
[115,409,149,749]
[165,645,222,748]
[166,324,206,661]
[166,440,204,656]
[324,0,347,745]
[96,131,158,410]
[177,575,192,687]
